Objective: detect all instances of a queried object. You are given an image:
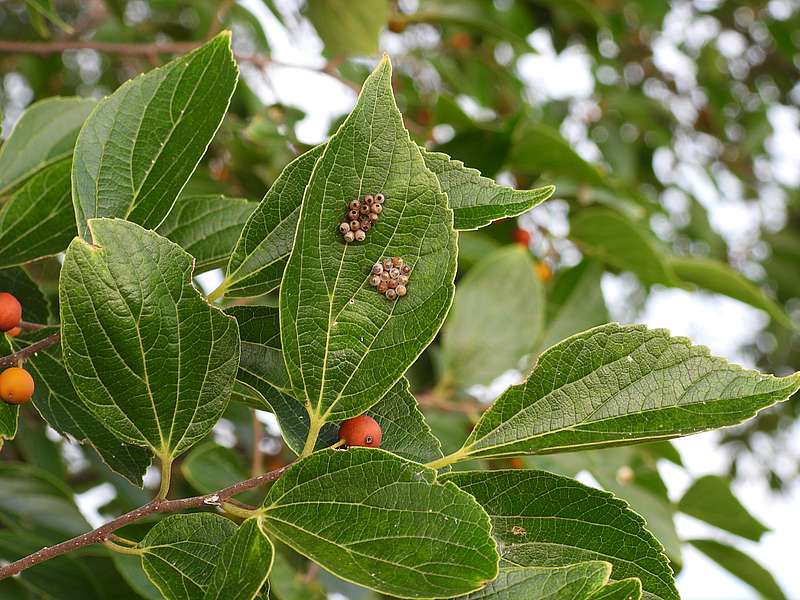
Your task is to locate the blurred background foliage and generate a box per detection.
[0,0,799,599]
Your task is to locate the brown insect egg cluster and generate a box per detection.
[369,257,411,301]
[340,194,385,243]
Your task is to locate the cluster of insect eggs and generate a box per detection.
[369,257,411,301]
[339,194,385,243]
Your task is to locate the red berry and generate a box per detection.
[512,228,531,246]
[0,292,21,332]
[0,367,34,405]
[338,415,382,448]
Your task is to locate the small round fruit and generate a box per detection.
[0,293,22,332]
[348,209,359,220]
[369,274,381,286]
[6,326,21,337]
[339,222,351,234]
[350,220,361,231]
[0,367,34,405]
[371,204,382,215]
[343,231,355,243]
[338,415,382,448]
[372,263,384,275]
[375,193,385,204]
[385,288,398,300]
[348,200,360,211]
[396,285,407,297]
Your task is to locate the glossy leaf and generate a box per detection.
[670,256,793,329]
[455,323,800,460]
[421,149,553,230]
[0,158,75,268]
[0,97,94,195]
[678,475,769,541]
[688,539,786,600]
[306,0,389,57]
[261,449,499,598]
[23,328,151,485]
[570,208,677,286]
[156,194,256,272]
[279,57,457,422]
[140,513,237,600]
[442,246,544,389]
[71,33,238,239]
[60,219,240,459]
[462,563,612,600]
[442,470,677,600]
[203,518,274,600]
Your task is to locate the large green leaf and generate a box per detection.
[539,260,609,351]
[140,513,237,600]
[449,323,800,461]
[678,475,769,541]
[203,518,274,600]
[261,449,499,598]
[305,0,389,56]
[223,145,325,298]
[156,194,256,272]
[279,57,457,426]
[421,150,553,230]
[442,470,677,600]
[0,97,94,195]
[588,579,643,600]
[441,246,544,389]
[570,208,677,286]
[71,33,238,239]
[461,563,612,600]
[60,219,240,460]
[688,539,787,600]
[23,328,151,485]
[0,158,75,268]
[0,336,17,448]
[670,256,793,328]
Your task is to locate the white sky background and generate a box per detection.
[230,1,800,598]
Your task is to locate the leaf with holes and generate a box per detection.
[59,219,239,460]
[71,33,238,239]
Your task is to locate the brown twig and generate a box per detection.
[207,0,236,40]
[0,331,61,369]
[251,410,263,477]
[0,463,291,581]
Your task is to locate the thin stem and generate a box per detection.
[222,501,262,520]
[330,439,345,449]
[302,411,324,457]
[157,455,172,500]
[0,331,61,369]
[0,463,291,581]
[103,540,143,556]
[426,448,470,471]
[207,279,229,303]
[19,321,47,331]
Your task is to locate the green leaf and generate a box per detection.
[233,305,291,395]
[678,475,769,541]
[539,260,609,351]
[461,563,612,600]
[0,463,89,538]
[588,578,643,600]
[140,513,237,600]
[60,219,240,459]
[0,158,75,268]
[23,328,151,485]
[0,97,94,195]
[111,553,163,600]
[669,256,794,329]
[0,266,50,324]
[268,545,327,600]
[279,57,457,425]
[224,145,325,298]
[204,518,274,600]
[0,334,18,447]
[453,323,800,460]
[71,33,238,239]
[441,246,544,389]
[441,470,677,600]
[261,448,499,598]
[570,208,677,286]
[156,194,256,272]
[181,442,249,494]
[421,150,554,230]
[305,0,389,57]
[688,539,787,600]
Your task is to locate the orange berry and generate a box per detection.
[512,228,531,246]
[338,415,382,448]
[0,292,21,332]
[535,262,552,282]
[0,367,35,405]
[5,326,21,337]
[450,32,471,50]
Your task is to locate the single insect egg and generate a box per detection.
[350,220,361,231]
[398,275,409,285]
[348,209,359,220]
[369,275,381,286]
[371,204,382,215]
[379,272,390,282]
[392,257,403,266]
[343,231,355,243]
[368,212,379,222]
[377,281,388,294]
[382,258,393,270]
[385,288,397,300]
[387,279,398,289]
[389,268,400,279]
[375,193,385,204]
[354,230,366,242]
[359,204,370,215]
[360,220,371,232]
[365,195,375,205]
[348,200,360,211]
[372,263,383,275]
[338,415,382,448]
[401,265,411,274]
[396,284,407,296]
[339,222,351,234]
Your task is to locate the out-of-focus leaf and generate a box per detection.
[461,562,612,599]
[305,0,389,57]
